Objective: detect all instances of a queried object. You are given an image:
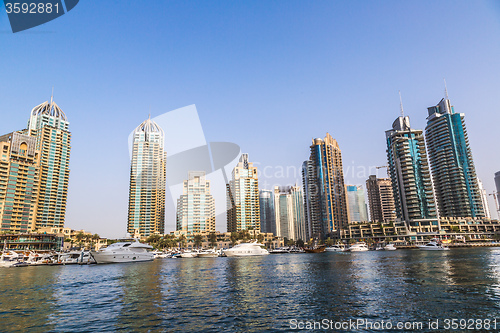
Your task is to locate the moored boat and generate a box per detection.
[223,241,269,257]
[417,239,450,251]
[91,240,154,263]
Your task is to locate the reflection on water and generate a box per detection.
[1,249,500,332]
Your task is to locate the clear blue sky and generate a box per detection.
[1,1,500,237]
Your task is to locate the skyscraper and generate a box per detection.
[425,96,484,218]
[27,98,71,229]
[477,179,491,219]
[259,189,275,234]
[176,171,215,233]
[302,133,348,240]
[127,117,166,237]
[0,132,39,233]
[386,116,437,222]
[366,175,396,223]
[226,154,260,232]
[273,185,305,241]
[345,185,369,223]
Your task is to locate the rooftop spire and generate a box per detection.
[444,78,449,99]
[399,90,404,117]
[50,86,54,105]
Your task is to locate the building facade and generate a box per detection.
[477,179,491,219]
[302,133,349,240]
[176,171,215,233]
[259,189,275,234]
[127,117,167,237]
[27,99,71,229]
[345,185,369,223]
[273,185,305,241]
[0,132,40,233]
[425,97,484,218]
[366,175,397,223]
[386,116,437,223]
[226,154,260,232]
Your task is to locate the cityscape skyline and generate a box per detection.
[2,1,499,237]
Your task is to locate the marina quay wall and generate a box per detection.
[338,218,500,243]
[165,230,284,249]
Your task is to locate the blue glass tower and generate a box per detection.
[425,97,484,218]
[386,116,437,222]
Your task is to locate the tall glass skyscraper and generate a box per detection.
[176,171,215,233]
[27,98,71,229]
[386,116,437,222]
[345,185,369,223]
[127,117,166,237]
[226,154,260,232]
[495,171,500,214]
[259,189,275,234]
[273,185,305,241]
[302,133,348,240]
[425,97,485,218]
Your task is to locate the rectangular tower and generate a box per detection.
[273,185,305,241]
[386,116,437,222]
[0,132,40,233]
[425,97,484,218]
[366,175,396,223]
[226,154,260,232]
[176,171,215,233]
[259,189,275,234]
[302,133,348,239]
[345,185,369,223]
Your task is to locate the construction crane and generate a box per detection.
[489,192,500,219]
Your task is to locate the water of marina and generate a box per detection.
[1,248,500,332]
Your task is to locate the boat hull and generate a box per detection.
[91,252,154,264]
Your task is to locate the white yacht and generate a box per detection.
[223,242,269,257]
[91,240,154,263]
[56,251,95,265]
[325,244,347,252]
[179,250,199,258]
[197,248,219,258]
[384,243,397,251]
[348,242,369,252]
[418,240,450,251]
[0,251,23,268]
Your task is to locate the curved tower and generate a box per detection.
[127,116,166,237]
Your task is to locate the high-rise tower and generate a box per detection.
[273,185,305,241]
[176,171,215,233]
[27,98,71,229]
[127,117,166,237]
[386,116,437,222]
[366,175,396,223]
[425,96,485,218]
[259,189,275,234]
[226,154,260,232]
[345,185,369,223]
[302,133,348,240]
[0,132,39,232]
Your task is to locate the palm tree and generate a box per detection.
[257,233,264,244]
[230,232,238,246]
[208,232,217,247]
[92,234,100,250]
[194,234,203,249]
[75,232,85,249]
[177,235,186,249]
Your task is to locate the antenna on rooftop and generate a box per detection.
[399,90,404,117]
[444,78,449,99]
